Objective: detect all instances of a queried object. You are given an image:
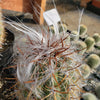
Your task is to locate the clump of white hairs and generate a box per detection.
[4,2,86,100]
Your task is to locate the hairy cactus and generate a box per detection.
[79,24,87,36]
[70,30,79,41]
[95,83,100,99]
[93,33,100,44]
[80,64,91,78]
[81,93,97,100]
[85,37,95,52]
[74,41,87,54]
[6,20,88,100]
[86,54,100,69]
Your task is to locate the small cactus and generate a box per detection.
[81,93,97,100]
[49,25,55,34]
[95,83,100,99]
[58,23,67,33]
[75,41,87,54]
[79,24,87,36]
[70,30,79,41]
[80,64,91,78]
[85,37,95,52]
[86,54,100,69]
[93,33,100,43]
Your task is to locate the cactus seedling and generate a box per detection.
[81,93,97,100]
[49,25,55,34]
[70,30,79,41]
[93,33,100,43]
[80,64,91,78]
[79,24,87,36]
[85,37,95,52]
[86,54,100,69]
[95,83,100,99]
[75,41,87,54]
[59,23,67,33]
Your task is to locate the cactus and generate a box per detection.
[81,93,97,100]
[75,41,87,54]
[93,33,100,43]
[49,25,55,34]
[85,37,95,52]
[95,83,100,99]
[9,20,87,100]
[79,24,87,36]
[80,64,91,78]
[49,23,67,34]
[86,54,100,69]
[70,30,79,41]
[0,9,5,52]
[58,23,67,33]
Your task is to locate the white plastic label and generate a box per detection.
[43,9,61,26]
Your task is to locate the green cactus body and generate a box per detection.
[80,64,91,78]
[95,83,100,99]
[79,24,87,36]
[70,31,79,41]
[75,41,87,54]
[81,93,97,100]
[85,37,95,52]
[93,33,100,43]
[86,54,100,69]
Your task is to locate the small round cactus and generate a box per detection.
[86,54,100,69]
[95,83,100,99]
[75,41,87,54]
[49,25,55,34]
[79,24,87,36]
[81,93,97,100]
[80,64,91,78]
[93,33,100,43]
[59,23,67,33]
[70,30,79,41]
[85,37,95,52]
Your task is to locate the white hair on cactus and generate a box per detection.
[3,4,88,99]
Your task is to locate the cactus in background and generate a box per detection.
[49,25,55,34]
[93,33,100,44]
[0,9,14,66]
[75,41,87,54]
[85,37,95,52]
[95,83,100,99]
[79,24,87,36]
[80,64,91,78]
[0,9,5,51]
[81,93,97,100]
[58,23,67,33]
[70,30,79,41]
[86,54,100,69]
[49,23,67,34]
